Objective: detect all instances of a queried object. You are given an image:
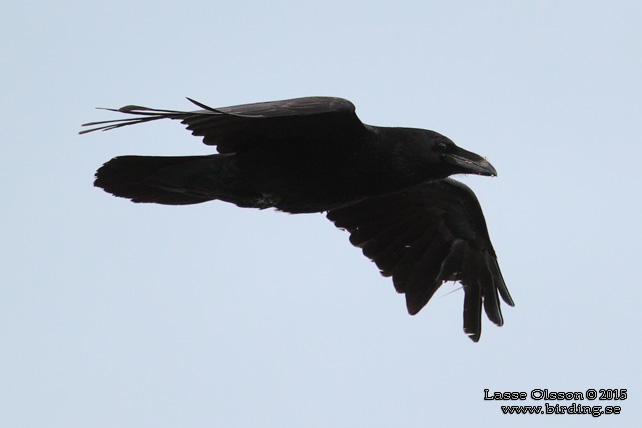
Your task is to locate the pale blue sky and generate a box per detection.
[2,1,641,427]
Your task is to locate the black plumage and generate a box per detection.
[82,96,514,341]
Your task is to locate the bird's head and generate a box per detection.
[411,130,498,179]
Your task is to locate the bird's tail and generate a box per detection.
[94,154,227,205]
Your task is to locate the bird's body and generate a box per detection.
[83,96,514,341]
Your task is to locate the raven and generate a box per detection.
[82,97,514,341]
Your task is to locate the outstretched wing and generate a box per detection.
[81,96,368,154]
[326,178,514,342]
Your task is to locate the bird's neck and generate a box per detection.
[361,126,450,193]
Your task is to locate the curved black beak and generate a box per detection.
[448,147,498,177]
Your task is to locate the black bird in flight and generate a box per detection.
[82,96,514,341]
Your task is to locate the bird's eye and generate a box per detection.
[435,141,448,152]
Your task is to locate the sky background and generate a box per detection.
[2,1,641,427]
